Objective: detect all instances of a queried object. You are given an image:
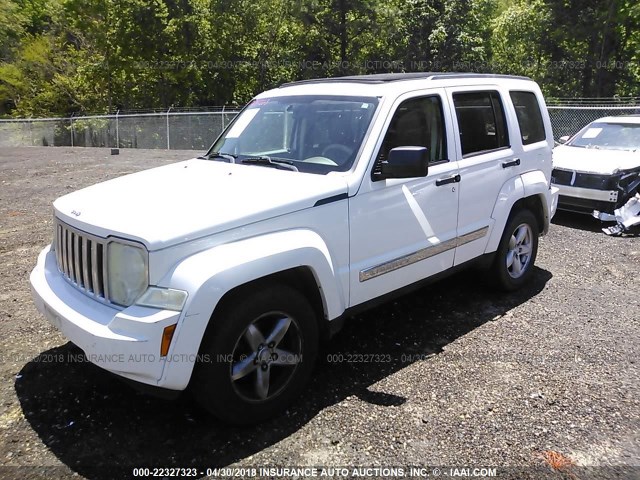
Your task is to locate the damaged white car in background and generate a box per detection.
[552,116,640,231]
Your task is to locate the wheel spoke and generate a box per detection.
[255,367,270,400]
[506,250,515,268]
[270,348,300,366]
[265,316,292,347]
[512,257,523,275]
[519,244,532,255]
[244,324,265,351]
[508,235,517,250]
[515,226,528,244]
[231,352,258,381]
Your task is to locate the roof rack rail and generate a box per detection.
[280,72,531,87]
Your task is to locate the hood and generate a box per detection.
[553,145,640,175]
[54,159,348,250]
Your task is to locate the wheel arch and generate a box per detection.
[485,171,551,254]
[204,266,328,342]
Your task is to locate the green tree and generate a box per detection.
[491,0,550,78]
[543,0,634,97]
[394,0,491,72]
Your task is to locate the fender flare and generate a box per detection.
[485,170,552,254]
[485,170,553,253]
[521,170,553,235]
[485,175,525,253]
[157,229,345,390]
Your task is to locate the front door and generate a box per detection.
[349,90,460,307]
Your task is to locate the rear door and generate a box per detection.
[445,87,519,265]
[507,89,551,176]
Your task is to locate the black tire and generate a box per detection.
[490,209,539,291]
[191,284,318,424]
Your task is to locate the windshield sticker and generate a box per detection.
[251,98,271,106]
[226,108,259,138]
[582,127,603,139]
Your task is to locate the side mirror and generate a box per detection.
[558,136,570,144]
[378,146,429,180]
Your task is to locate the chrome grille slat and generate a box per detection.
[92,242,103,297]
[55,224,63,272]
[65,229,73,280]
[73,233,81,285]
[82,237,90,292]
[60,227,66,276]
[55,220,109,303]
[69,231,76,283]
[102,243,110,300]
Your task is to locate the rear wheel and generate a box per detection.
[490,209,539,291]
[192,284,318,424]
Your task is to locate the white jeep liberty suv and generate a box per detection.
[31,73,559,424]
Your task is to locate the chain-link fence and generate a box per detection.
[0,108,240,150]
[2,104,639,150]
[547,105,640,140]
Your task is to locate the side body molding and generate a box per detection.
[156,229,344,390]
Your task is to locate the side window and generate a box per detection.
[510,91,546,145]
[453,91,509,157]
[374,95,447,175]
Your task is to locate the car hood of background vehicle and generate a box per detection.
[553,145,640,175]
[54,159,348,250]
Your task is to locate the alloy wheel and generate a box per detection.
[230,312,302,402]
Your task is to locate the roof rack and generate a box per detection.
[280,72,531,87]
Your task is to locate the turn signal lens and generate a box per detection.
[161,324,177,357]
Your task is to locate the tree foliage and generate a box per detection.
[0,0,638,116]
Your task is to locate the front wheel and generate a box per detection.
[191,284,318,424]
[490,209,539,291]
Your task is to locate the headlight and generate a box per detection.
[107,242,148,306]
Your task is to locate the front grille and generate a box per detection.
[54,220,109,301]
[551,168,573,185]
[552,168,619,190]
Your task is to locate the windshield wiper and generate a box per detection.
[241,156,299,172]
[200,152,238,163]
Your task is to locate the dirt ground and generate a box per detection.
[0,147,638,480]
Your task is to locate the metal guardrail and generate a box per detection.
[1,104,639,149]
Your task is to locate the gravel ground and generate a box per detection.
[0,147,638,480]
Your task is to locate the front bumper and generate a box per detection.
[551,167,640,214]
[30,246,182,389]
[553,184,618,214]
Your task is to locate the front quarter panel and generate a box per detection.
[156,229,344,390]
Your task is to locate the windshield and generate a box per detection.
[207,95,379,173]
[568,121,640,151]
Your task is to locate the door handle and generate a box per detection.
[435,174,461,186]
[502,158,521,168]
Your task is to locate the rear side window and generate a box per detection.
[453,91,509,157]
[510,91,546,145]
